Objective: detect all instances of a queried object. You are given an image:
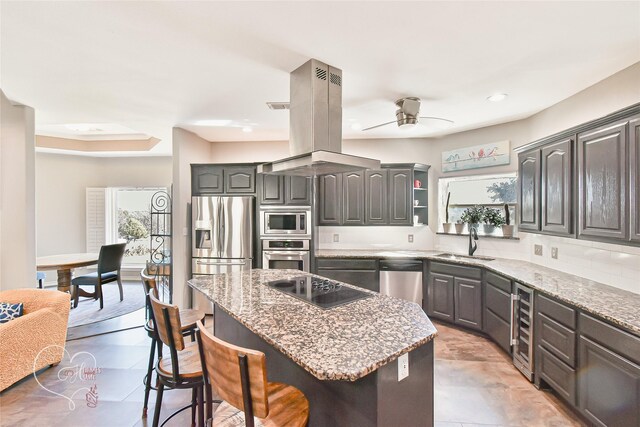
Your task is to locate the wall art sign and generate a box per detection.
[442,140,510,172]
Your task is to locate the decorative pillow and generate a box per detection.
[0,302,24,324]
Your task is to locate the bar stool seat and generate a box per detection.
[211,382,308,427]
[157,341,203,379]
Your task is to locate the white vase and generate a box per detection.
[454,223,465,234]
[442,223,454,233]
[502,224,514,237]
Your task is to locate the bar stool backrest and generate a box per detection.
[149,292,185,352]
[197,321,269,421]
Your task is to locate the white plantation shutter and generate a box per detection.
[86,188,106,253]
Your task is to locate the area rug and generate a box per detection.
[67,282,146,328]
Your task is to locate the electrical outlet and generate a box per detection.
[408,234,414,243]
[398,353,409,381]
[333,233,339,243]
[551,247,558,259]
[534,244,543,256]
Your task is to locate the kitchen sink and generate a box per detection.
[435,253,495,261]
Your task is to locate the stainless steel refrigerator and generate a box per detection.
[192,196,253,313]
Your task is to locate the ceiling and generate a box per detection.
[1,1,639,156]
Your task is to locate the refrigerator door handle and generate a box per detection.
[195,259,247,266]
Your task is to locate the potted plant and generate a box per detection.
[482,207,505,234]
[460,205,484,232]
[454,220,465,234]
[442,192,454,233]
[502,203,514,237]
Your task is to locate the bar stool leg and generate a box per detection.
[152,382,164,427]
[191,387,197,426]
[142,336,157,417]
[197,384,205,427]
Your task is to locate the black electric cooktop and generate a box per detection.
[266,276,372,309]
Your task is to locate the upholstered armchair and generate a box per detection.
[0,289,70,391]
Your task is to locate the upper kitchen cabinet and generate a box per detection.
[192,164,224,195]
[629,115,640,243]
[224,167,256,193]
[258,175,311,206]
[517,149,541,232]
[388,168,412,225]
[541,138,573,235]
[318,173,343,225]
[577,120,627,242]
[365,169,388,225]
[342,171,365,225]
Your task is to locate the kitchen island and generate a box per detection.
[189,269,437,426]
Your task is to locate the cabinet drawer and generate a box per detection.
[538,345,576,406]
[429,262,481,280]
[537,293,576,329]
[485,308,511,354]
[485,283,511,322]
[538,313,576,367]
[485,271,511,293]
[579,313,640,365]
[315,258,378,270]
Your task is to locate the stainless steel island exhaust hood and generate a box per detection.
[258,59,380,176]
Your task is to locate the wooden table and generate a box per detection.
[37,253,99,294]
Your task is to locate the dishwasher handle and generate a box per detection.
[379,259,423,271]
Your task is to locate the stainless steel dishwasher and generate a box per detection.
[379,259,423,305]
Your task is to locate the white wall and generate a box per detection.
[0,90,36,291]
[171,127,213,308]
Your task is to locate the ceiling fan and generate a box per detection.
[361,97,453,131]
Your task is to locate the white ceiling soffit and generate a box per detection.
[1,1,639,156]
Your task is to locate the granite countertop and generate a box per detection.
[316,249,640,335]
[188,269,437,382]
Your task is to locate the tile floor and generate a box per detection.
[0,321,583,426]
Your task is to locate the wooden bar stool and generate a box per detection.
[149,292,205,427]
[141,270,206,418]
[196,320,309,427]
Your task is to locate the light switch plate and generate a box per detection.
[398,353,409,381]
[534,244,543,256]
[333,233,339,243]
[408,234,414,243]
[551,247,558,259]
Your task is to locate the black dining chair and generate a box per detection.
[71,243,126,309]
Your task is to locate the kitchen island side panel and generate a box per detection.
[213,304,434,427]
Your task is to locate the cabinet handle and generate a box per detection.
[510,293,519,346]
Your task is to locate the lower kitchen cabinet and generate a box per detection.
[484,272,512,354]
[426,273,454,322]
[315,258,379,292]
[454,277,482,331]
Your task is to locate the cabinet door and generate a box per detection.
[342,171,365,225]
[427,273,454,321]
[258,174,285,205]
[192,165,224,195]
[454,277,482,331]
[388,168,412,225]
[630,116,640,242]
[517,150,540,231]
[318,174,343,225]
[224,167,256,193]
[365,169,388,225]
[578,336,640,427]
[541,138,573,235]
[286,176,311,206]
[315,269,379,292]
[577,120,627,241]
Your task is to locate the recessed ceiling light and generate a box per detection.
[350,123,362,131]
[487,93,508,102]
[65,123,103,132]
[242,126,253,133]
[194,119,232,126]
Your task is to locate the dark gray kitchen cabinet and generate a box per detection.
[192,165,224,195]
[365,169,388,225]
[454,277,482,331]
[318,173,342,225]
[315,258,379,292]
[342,171,365,225]
[577,120,628,242]
[388,168,412,225]
[483,272,512,353]
[630,116,640,243]
[258,175,311,206]
[286,176,311,205]
[427,273,454,322]
[518,149,541,231]
[541,138,573,235]
[224,167,256,193]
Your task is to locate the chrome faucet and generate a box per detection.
[468,225,479,256]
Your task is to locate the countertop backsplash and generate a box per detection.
[317,226,435,251]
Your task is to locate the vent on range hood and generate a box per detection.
[258,59,380,176]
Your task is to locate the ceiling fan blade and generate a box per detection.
[361,120,397,131]
[419,116,454,124]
